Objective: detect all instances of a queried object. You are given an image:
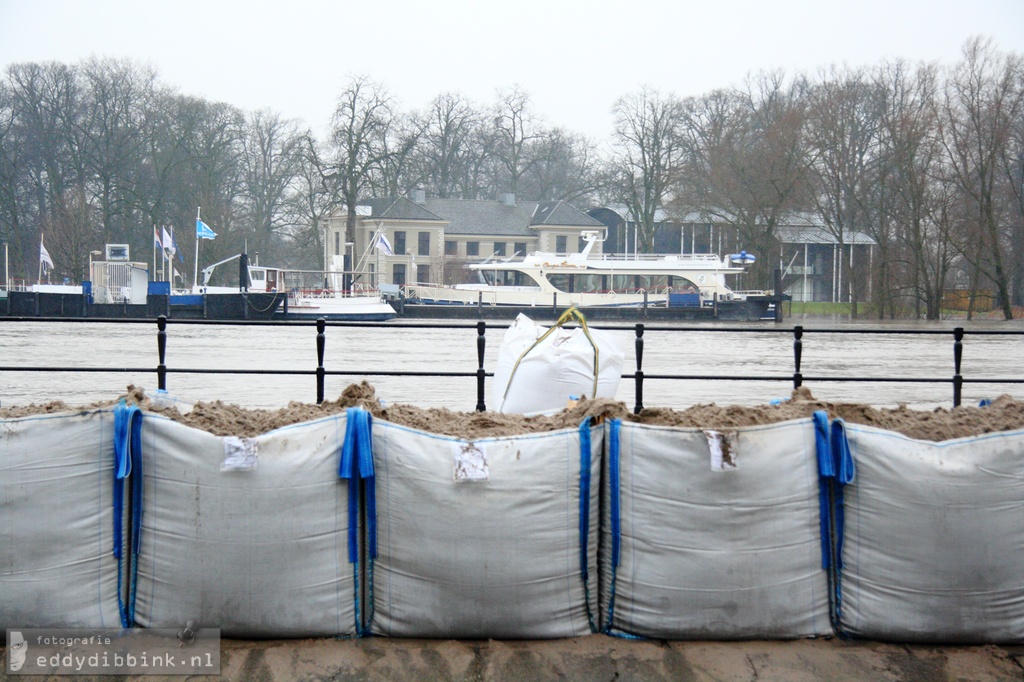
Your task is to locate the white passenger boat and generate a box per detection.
[191,255,396,321]
[406,232,760,310]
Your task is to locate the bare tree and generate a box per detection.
[611,86,685,251]
[239,109,303,262]
[321,76,394,262]
[875,59,954,319]
[942,37,1024,320]
[519,127,603,203]
[415,92,483,198]
[678,73,809,289]
[805,65,884,317]
[491,85,543,194]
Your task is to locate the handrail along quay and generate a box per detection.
[0,316,1022,412]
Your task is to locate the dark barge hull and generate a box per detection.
[395,296,779,322]
[0,291,283,320]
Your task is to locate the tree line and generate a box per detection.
[1,37,1021,318]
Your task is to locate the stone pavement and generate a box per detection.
[7,635,1024,681]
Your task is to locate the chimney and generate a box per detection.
[501,192,516,207]
[409,187,426,204]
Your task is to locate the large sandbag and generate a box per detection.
[368,419,602,638]
[839,425,1024,643]
[0,409,122,629]
[601,418,832,639]
[133,413,359,638]
[492,312,626,414]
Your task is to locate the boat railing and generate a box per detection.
[2,318,1021,413]
[590,252,724,264]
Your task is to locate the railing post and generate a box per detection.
[476,321,487,412]
[634,323,645,414]
[156,315,167,391]
[793,325,803,389]
[953,326,963,407]
[316,318,326,405]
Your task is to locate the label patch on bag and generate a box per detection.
[221,436,258,471]
[453,441,489,482]
[704,430,737,471]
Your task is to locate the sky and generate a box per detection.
[2,0,1023,143]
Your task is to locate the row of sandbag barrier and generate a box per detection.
[2,404,1023,642]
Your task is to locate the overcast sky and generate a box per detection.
[2,0,1023,142]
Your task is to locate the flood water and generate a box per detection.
[1,317,1022,412]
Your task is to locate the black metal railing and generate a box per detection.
[2,316,1023,412]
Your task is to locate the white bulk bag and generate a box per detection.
[0,409,123,629]
[133,413,360,638]
[367,418,602,639]
[601,418,832,639]
[839,425,1024,643]
[492,311,625,414]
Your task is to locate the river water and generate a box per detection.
[1,317,1022,412]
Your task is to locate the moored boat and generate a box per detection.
[405,231,766,313]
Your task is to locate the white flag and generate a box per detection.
[39,240,54,270]
[162,227,175,258]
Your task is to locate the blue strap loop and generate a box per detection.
[577,417,598,633]
[602,418,622,633]
[113,401,144,628]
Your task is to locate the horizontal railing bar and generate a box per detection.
[4,315,1024,336]
[626,374,981,384]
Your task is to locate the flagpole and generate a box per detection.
[38,234,43,284]
[153,225,157,281]
[194,207,201,289]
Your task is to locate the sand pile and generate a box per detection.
[3,382,1023,443]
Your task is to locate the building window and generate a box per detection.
[444,240,457,256]
[467,241,479,257]
[494,242,506,257]
[417,264,430,284]
[514,242,527,258]
[395,231,406,255]
[556,235,567,254]
[392,263,406,286]
[418,232,430,256]
[334,232,340,256]
[578,235,587,252]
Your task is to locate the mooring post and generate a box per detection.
[316,318,326,405]
[476,321,487,412]
[793,325,803,389]
[953,326,964,407]
[156,315,167,391]
[634,323,645,414]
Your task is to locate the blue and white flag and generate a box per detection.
[196,218,217,240]
[375,232,394,256]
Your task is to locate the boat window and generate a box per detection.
[611,275,633,293]
[251,270,265,281]
[546,273,569,292]
[572,274,605,293]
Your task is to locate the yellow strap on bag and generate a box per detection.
[500,307,601,410]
